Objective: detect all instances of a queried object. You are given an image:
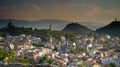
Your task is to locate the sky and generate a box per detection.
[0,0,120,24]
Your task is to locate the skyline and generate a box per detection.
[0,0,120,24]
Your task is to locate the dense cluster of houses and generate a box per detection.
[0,34,120,67]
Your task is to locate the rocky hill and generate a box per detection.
[96,20,120,37]
[63,23,93,33]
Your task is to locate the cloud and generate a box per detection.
[0,2,120,23]
[85,6,100,16]
[0,4,45,21]
[41,4,101,21]
[32,4,41,11]
[85,7,119,23]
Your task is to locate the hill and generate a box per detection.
[96,20,120,37]
[0,19,69,30]
[0,19,104,30]
[63,23,93,33]
[0,21,77,41]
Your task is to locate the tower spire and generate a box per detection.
[49,24,51,31]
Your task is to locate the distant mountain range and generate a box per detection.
[0,19,68,30]
[0,19,120,37]
[63,23,93,33]
[96,20,120,37]
[0,19,104,30]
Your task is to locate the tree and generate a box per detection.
[109,63,116,67]
[4,50,16,63]
[39,56,54,64]
[19,57,30,65]
[71,45,86,54]
[0,48,5,61]
[79,63,86,67]
[31,43,44,47]
[47,59,54,64]
[53,46,58,51]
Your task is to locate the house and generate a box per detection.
[93,64,101,67]
[88,49,101,57]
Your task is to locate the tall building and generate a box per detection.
[49,24,54,49]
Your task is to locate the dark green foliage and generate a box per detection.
[0,48,5,60]
[71,45,86,54]
[63,23,93,33]
[19,56,30,65]
[32,43,44,47]
[64,32,76,41]
[47,59,54,64]
[0,23,77,42]
[53,46,58,51]
[96,21,120,37]
[109,63,116,67]
[39,56,54,64]
[115,49,120,52]
[5,50,16,63]
[0,22,78,43]
[0,31,8,37]
[0,48,16,63]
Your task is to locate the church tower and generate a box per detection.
[8,19,12,27]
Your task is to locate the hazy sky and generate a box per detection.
[0,0,120,24]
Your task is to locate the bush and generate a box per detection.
[109,63,116,67]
